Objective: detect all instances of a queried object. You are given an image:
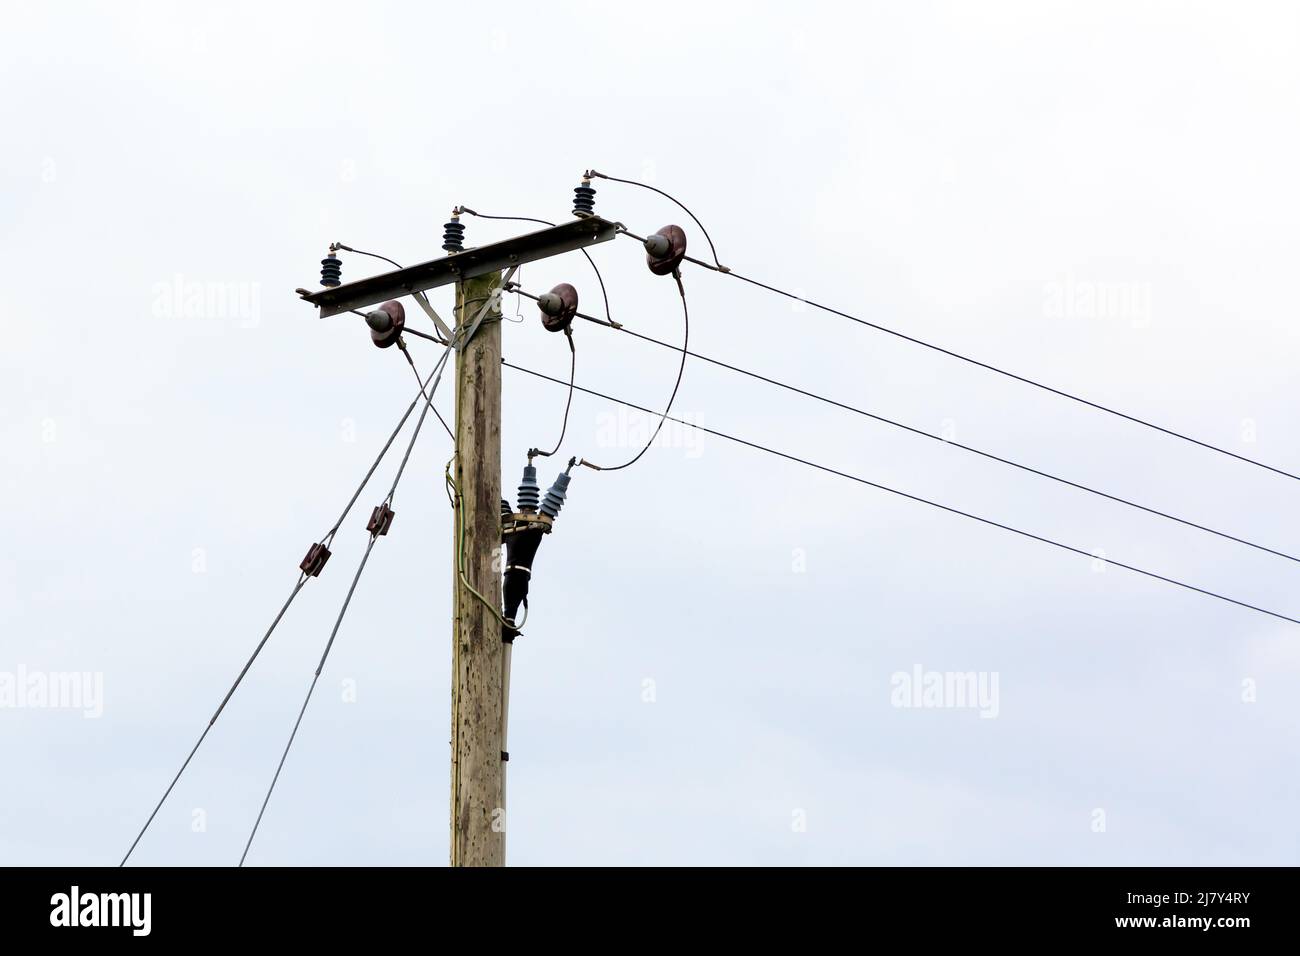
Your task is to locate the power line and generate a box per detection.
[506,290,1300,566]
[503,359,1300,628]
[595,173,1300,484]
[588,170,728,272]
[643,232,1300,485]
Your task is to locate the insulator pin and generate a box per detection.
[644,234,671,258]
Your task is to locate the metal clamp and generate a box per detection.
[452,265,518,350]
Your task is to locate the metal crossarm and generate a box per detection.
[299,216,620,318]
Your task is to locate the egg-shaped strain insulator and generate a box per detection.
[501,498,513,520]
[516,464,541,514]
[320,254,342,287]
[442,215,465,253]
[538,282,579,333]
[572,178,596,217]
[366,299,405,349]
[645,225,687,276]
[539,471,571,521]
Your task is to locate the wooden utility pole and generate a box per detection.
[295,215,618,868]
[450,270,505,867]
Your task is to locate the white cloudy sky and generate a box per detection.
[2,1,1299,866]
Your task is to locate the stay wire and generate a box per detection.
[241,342,454,866]
[401,344,454,441]
[238,534,378,867]
[503,360,1300,628]
[384,347,450,499]
[118,575,307,867]
[325,355,445,538]
[119,351,449,867]
[522,293,1300,566]
[595,173,1300,485]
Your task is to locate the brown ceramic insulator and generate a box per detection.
[369,299,406,348]
[539,282,579,333]
[646,224,687,276]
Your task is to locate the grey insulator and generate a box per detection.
[540,471,571,521]
[644,233,672,258]
[537,292,563,316]
[516,465,540,513]
[501,498,513,519]
[365,308,393,333]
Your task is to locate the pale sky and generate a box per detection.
[2,0,1299,865]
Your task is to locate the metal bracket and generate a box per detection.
[501,513,553,539]
[411,291,453,342]
[298,217,620,318]
[453,265,517,351]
